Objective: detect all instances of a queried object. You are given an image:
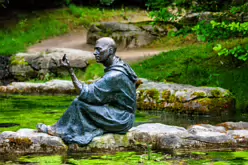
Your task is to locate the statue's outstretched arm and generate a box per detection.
[60,54,82,94]
[68,67,83,94]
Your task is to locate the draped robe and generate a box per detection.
[53,57,137,145]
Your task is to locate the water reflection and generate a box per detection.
[139,111,248,128]
[0,123,20,128]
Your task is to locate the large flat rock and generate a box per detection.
[1,122,248,156]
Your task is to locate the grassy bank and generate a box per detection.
[132,38,248,111]
[0,6,146,56]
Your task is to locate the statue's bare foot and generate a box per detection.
[37,123,57,136]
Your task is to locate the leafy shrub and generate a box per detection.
[191,0,233,12]
[192,21,248,42]
[146,0,246,25]
[213,44,248,61]
[230,3,248,14]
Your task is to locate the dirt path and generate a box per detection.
[28,29,168,64]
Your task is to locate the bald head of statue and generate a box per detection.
[93,37,117,66]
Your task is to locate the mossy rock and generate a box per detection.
[137,79,235,115]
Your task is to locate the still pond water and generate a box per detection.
[0,94,248,165]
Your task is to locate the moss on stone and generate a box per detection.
[162,90,171,101]
[168,94,176,103]
[211,89,222,97]
[137,89,161,110]
[8,137,33,147]
[178,96,185,102]
[10,56,29,66]
[191,92,206,98]
[145,89,160,102]
[113,134,129,147]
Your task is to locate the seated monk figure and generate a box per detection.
[37,37,138,146]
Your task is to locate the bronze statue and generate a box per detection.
[37,37,138,145]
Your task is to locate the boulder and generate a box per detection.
[137,79,235,115]
[0,79,235,114]
[1,122,248,156]
[9,48,94,81]
[87,22,167,49]
[0,129,67,156]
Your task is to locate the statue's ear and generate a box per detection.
[109,47,114,55]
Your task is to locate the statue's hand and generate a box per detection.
[60,54,70,68]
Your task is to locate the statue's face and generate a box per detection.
[93,41,111,63]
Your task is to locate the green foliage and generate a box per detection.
[149,8,178,23]
[213,44,248,61]
[192,21,248,42]
[147,0,246,25]
[230,3,248,15]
